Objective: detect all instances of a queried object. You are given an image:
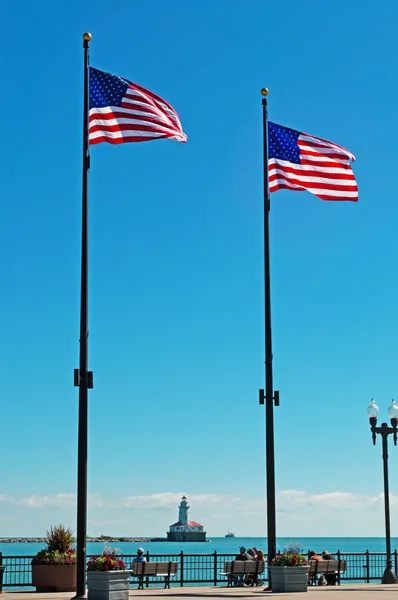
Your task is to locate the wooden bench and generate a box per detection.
[219,560,265,587]
[308,559,347,586]
[130,561,179,589]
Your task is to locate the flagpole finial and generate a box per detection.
[82,32,92,42]
[261,88,269,96]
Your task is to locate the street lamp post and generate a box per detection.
[368,398,398,584]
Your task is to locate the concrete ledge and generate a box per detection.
[3,584,398,599]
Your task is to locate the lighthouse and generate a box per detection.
[167,495,207,542]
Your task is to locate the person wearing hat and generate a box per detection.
[132,547,146,563]
[232,547,251,586]
[235,546,251,561]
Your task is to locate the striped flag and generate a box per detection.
[89,67,187,145]
[268,122,358,202]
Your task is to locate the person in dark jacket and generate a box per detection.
[234,547,251,586]
[322,551,336,585]
[235,546,251,560]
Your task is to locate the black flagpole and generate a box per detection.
[259,88,278,587]
[74,31,92,599]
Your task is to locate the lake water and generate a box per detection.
[0,536,394,557]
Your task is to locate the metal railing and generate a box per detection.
[1,550,397,588]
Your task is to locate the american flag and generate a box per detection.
[89,67,187,145]
[268,122,358,202]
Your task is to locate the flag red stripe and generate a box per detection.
[269,163,356,181]
[89,121,179,135]
[90,110,172,128]
[90,106,163,121]
[297,148,347,162]
[299,158,350,169]
[269,171,357,192]
[270,182,352,201]
[269,183,305,192]
[90,134,169,145]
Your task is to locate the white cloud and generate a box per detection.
[16,494,76,509]
[277,489,383,512]
[0,489,390,514]
[1,488,397,536]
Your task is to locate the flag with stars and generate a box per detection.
[268,122,358,202]
[89,67,187,145]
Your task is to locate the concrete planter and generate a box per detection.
[31,564,76,592]
[269,566,309,593]
[87,570,132,600]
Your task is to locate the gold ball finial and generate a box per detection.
[261,88,269,96]
[83,32,92,41]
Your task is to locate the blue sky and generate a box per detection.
[1,0,398,537]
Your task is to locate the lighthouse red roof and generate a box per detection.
[170,520,203,527]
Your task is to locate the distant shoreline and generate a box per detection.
[0,537,167,543]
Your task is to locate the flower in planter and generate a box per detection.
[87,546,126,571]
[31,524,76,565]
[271,542,308,567]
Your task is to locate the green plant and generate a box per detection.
[271,542,308,567]
[87,546,126,571]
[45,525,75,553]
[31,524,76,566]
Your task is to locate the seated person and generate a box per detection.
[132,547,146,563]
[234,547,250,586]
[308,551,322,584]
[322,550,337,585]
[235,546,251,560]
[245,549,265,586]
[256,549,265,561]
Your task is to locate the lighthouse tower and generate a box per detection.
[178,496,189,524]
[167,495,207,542]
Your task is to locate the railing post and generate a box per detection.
[365,549,370,583]
[394,549,397,576]
[180,551,184,587]
[146,551,150,588]
[213,551,217,586]
[0,553,4,594]
[337,550,341,585]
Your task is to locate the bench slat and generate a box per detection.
[309,560,347,575]
[219,560,266,587]
[131,561,179,590]
[221,560,265,574]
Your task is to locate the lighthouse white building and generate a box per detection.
[167,495,207,542]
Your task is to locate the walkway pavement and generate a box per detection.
[3,585,398,599]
